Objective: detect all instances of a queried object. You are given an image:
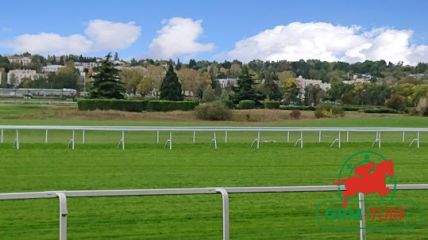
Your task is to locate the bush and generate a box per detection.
[195,102,232,120]
[264,101,280,109]
[146,100,199,111]
[289,110,301,119]
[314,104,345,118]
[202,87,217,102]
[362,107,397,114]
[385,94,407,111]
[238,100,256,109]
[222,99,235,109]
[77,99,147,112]
[416,97,428,116]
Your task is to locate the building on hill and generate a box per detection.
[343,74,372,84]
[7,69,38,86]
[7,56,32,66]
[296,75,331,99]
[217,78,238,88]
[41,65,64,73]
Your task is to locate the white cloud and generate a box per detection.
[4,19,141,55]
[225,22,428,65]
[11,33,92,55]
[84,19,141,50]
[148,17,214,59]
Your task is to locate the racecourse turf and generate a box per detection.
[1,105,428,239]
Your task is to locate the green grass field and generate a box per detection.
[0,104,428,239]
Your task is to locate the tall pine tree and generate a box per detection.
[159,64,183,101]
[90,53,125,99]
[232,66,260,103]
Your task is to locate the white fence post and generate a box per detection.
[224,131,228,143]
[45,129,48,144]
[417,131,420,148]
[318,131,322,143]
[15,130,19,150]
[156,130,160,144]
[1,129,4,144]
[257,131,260,149]
[211,132,217,149]
[56,193,68,240]
[193,131,196,144]
[121,130,125,150]
[82,130,85,144]
[71,130,75,150]
[169,131,172,150]
[358,192,366,240]
[216,188,229,240]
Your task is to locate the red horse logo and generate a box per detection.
[334,160,394,207]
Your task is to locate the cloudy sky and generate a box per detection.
[0,0,427,65]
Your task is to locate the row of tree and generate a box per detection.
[88,54,428,112]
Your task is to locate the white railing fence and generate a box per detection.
[0,184,427,240]
[0,126,425,150]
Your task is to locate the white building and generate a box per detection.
[74,62,99,69]
[296,75,331,99]
[343,74,371,85]
[7,56,32,66]
[42,65,64,73]
[7,69,38,86]
[217,78,238,88]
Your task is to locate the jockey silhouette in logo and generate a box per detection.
[334,160,394,207]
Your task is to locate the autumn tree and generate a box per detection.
[120,67,145,95]
[177,67,211,98]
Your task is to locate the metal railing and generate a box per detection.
[0,184,427,240]
[0,126,425,150]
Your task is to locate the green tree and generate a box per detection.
[304,84,325,106]
[53,62,80,90]
[90,53,125,99]
[202,87,216,102]
[261,71,281,100]
[231,66,260,103]
[159,64,183,101]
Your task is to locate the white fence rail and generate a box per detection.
[0,126,425,150]
[0,184,427,240]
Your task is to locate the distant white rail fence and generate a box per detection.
[0,126,425,150]
[0,184,427,240]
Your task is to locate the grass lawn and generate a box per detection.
[0,103,428,239]
[0,143,427,239]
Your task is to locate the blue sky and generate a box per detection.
[0,0,427,64]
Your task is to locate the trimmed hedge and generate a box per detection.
[238,100,256,109]
[362,107,397,114]
[78,99,199,112]
[280,105,316,111]
[146,100,199,111]
[264,101,280,109]
[78,99,147,112]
